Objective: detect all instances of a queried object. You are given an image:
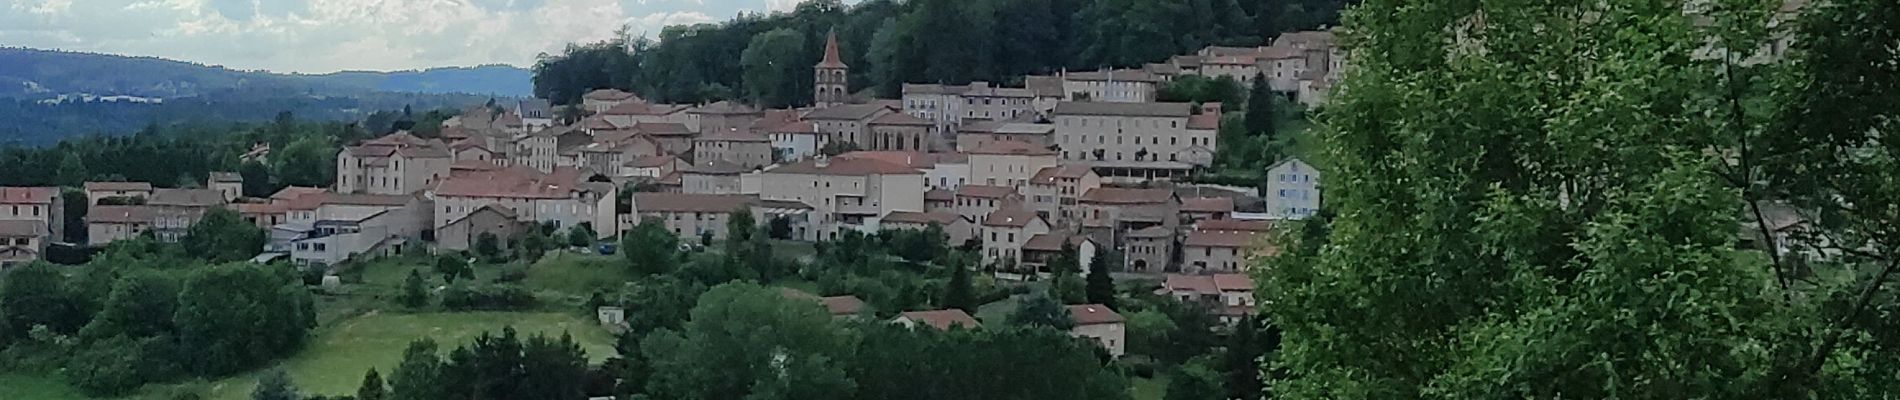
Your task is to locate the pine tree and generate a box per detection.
[357,368,387,400]
[1085,246,1115,308]
[399,270,428,308]
[1244,72,1277,142]
[943,262,975,312]
[55,152,88,187]
[250,370,299,400]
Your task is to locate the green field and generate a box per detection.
[0,373,86,400]
[197,311,617,400]
[1131,376,1169,400]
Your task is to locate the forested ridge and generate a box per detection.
[532,0,1355,107]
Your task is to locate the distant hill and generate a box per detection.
[0,48,520,146]
[0,47,533,99]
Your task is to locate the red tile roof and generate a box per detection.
[0,187,57,205]
[898,309,981,330]
[1181,197,1235,213]
[1195,219,1273,232]
[1066,304,1124,325]
[1164,274,1218,294]
[626,155,680,169]
[925,189,955,201]
[632,122,694,136]
[1212,274,1253,291]
[837,151,965,169]
[1030,165,1095,185]
[868,112,934,126]
[633,193,759,214]
[1080,187,1176,204]
[955,185,1017,199]
[883,211,962,225]
[149,188,225,207]
[89,205,156,224]
[968,140,1057,156]
[981,209,1042,228]
[816,29,847,68]
[696,130,771,142]
[602,101,686,116]
[434,168,593,200]
[1184,231,1260,248]
[769,157,921,176]
[1188,113,1221,130]
[584,89,638,101]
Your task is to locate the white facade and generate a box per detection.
[1263,158,1321,220]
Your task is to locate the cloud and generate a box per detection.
[0,0,769,73]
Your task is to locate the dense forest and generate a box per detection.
[532,0,1355,107]
[0,47,534,99]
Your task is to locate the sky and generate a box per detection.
[0,0,816,73]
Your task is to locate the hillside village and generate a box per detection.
[1,28,1337,345]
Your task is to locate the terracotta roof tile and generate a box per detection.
[869,112,934,126]
[956,185,1017,199]
[968,140,1057,156]
[88,205,156,224]
[149,188,225,207]
[1184,231,1259,248]
[0,187,58,204]
[1212,274,1253,291]
[925,189,955,201]
[696,130,771,142]
[583,89,638,101]
[1188,113,1221,130]
[981,209,1041,228]
[1055,102,1193,117]
[626,155,680,168]
[1182,197,1235,213]
[1066,304,1124,325]
[633,193,757,214]
[898,309,981,330]
[768,157,921,176]
[803,104,893,121]
[1031,165,1095,184]
[883,211,962,225]
[1164,274,1218,294]
[1080,187,1176,204]
[603,101,687,116]
[1195,219,1273,232]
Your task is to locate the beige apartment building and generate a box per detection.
[337,132,453,195]
[1053,102,1214,164]
[515,125,593,173]
[968,141,1060,189]
[979,209,1050,267]
[149,188,226,242]
[755,157,926,241]
[953,185,1022,228]
[1264,158,1322,220]
[902,81,1040,130]
[431,167,618,239]
[694,131,775,169]
[1067,304,1126,357]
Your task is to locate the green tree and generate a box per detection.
[180,208,266,263]
[388,339,443,400]
[517,227,552,262]
[356,368,387,400]
[0,263,87,342]
[942,261,975,312]
[474,232,502,263]
[1006,294,1073,330]
[238,160,274,198]
[399,270,429,308]
[623,219,680,276]
[1243,72,1277,142]
[56,152,88,187]
[176,265,315,376]
[1261,0,1800,397]
[642,282,853,399]
[433,255,471,284]
[273,136,335,188]
[1163,357,1225,400]
[1085,246,1115,307]
[567,223,597,248]
[740,28,809,108]
[251,369,300,400]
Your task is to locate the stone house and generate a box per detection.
[1181,230,1267,274]
[1078,187,1181,271]
[1160,274,1256,323]
[86,206,153,246]
[83,181,152,205]
[1021,233,1098,273]
[1264,158,1321,220]
[768,121,826,162]
[954,185,1022,228]
[836,151,968,191]
[902,81,1040,130]
[1125,226,1175,272]
[207,172,243,202]
[627,193,813,241]
[437,204,528,252]
[1180,197,1236,222]
[620,155,687,180]
[1025,165,1101,227]
[681,161,750,195]
[149,188,225,242]
[980,209,1049,268]
[337,132,453,195]
[1066,304,1126,357]
[686,101,762,135]
[0,220,46,268]
[600,101,696,132]
[693,131,776,169]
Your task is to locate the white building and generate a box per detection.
[1263,158,1321,220]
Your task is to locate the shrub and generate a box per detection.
[440,284,538,311]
